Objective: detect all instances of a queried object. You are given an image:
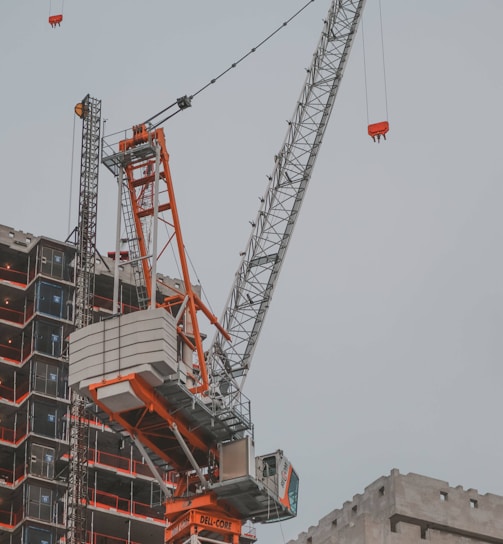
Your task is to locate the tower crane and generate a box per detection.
[68,1,367,543]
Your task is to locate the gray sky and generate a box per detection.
[1,1,502,543]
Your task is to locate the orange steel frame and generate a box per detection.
[119,124,229,395]
[88,370,245,543]
[91,126,243,544]
[88,373,218,472]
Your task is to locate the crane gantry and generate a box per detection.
[68,1,367,543]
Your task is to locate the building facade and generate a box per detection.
[288,469,503,544]
[0,225,170,544]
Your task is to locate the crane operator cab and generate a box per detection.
[256,451,299,522]
[212,437,299,524]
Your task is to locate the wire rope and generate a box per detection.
[185,247,217,316]
[149,0,316,128]
[148,1,319,309]
[378,0,389,120]
[361,2,389,124]
[361,17,370,125]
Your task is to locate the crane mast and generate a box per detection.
[67,94,101,544]
[68,2,366,543]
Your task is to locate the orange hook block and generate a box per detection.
[48,14,63,27]
[368,121,389,143]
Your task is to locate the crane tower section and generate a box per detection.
[208,0,366,399]
[67,94,101,544]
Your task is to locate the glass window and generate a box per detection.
[34,322,63,358]
[287,468,299,516]
[33,360,66,397]
[25,526,53,544]
[262,456,277,478]
[26,484,53,521]
[32,401,65,439]
[40,247,64,279]
[30,444,56,479]
[37,282,64,318]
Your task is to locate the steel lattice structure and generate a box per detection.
[67,94,101,544]
[208,0,367,395]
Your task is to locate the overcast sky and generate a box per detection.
[1,1,503,542]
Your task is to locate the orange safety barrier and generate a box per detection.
[0,265,28,286]
[0,380,29,404]
[0,306,25,324]
[88,448,177,483]
[88,488,164,522]
[0,343,22,362]
[0,421,28,445]
[0,464,27,487]
[93,293,139,315]
[0,507,23,528]
[0,340,34,365]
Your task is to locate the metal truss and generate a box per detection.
[207,0,367,393]
[67,94,101,544]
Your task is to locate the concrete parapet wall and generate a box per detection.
[287,469,503,544]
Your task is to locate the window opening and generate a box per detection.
[40,247,65,279]
[262,456,277,478]
[32,401,65,439]
[37,282,64,318]
[34,322,63,358]
[26,484,53,521]
[33,360,64,397]
[30,444,56,479]
[288,468,299,516]
[25,526,53,544]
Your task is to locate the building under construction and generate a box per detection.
[0,223,181,544]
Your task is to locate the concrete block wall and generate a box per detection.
[287,469,503,544]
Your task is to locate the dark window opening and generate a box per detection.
[40,247,64,279]
[37,282,64,318]
[262,456,277,478]
[34,322,63,358]
[26,484,53,521]
[25,526,53,544]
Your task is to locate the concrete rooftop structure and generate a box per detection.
[288,469,503,544]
